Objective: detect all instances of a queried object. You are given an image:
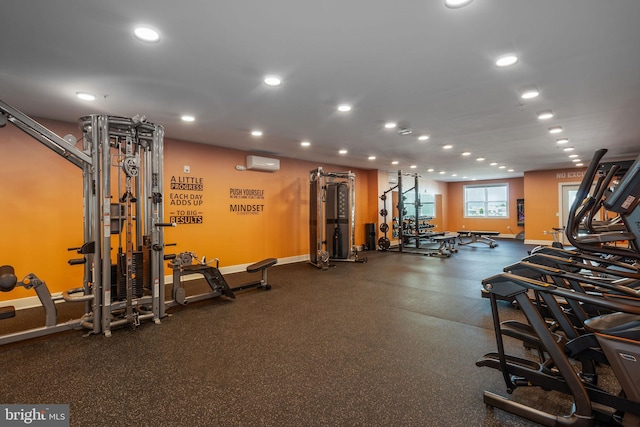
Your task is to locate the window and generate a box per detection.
[403,192,436,218]
[464,184,508,218]
[421,193,436,217]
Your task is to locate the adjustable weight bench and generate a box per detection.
[457,231,500,248]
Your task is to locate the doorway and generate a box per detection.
[558,183,580,245]
[559,182,599,245]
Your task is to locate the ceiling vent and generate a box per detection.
[397,121,412,135]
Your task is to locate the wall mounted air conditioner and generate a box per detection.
[246,155,280,172]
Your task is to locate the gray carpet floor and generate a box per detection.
[0,239,613,426]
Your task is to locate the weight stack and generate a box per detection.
[365,223,376,251]
[113,252,145,301]
[326,183,350,259]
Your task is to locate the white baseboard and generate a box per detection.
[1,254,310,312]
[0,293,64,311]
[525,239,554,246]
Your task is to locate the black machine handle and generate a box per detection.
[163,242,178,260]
[67,241,95,254]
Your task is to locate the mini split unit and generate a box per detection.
[246,155,280,172]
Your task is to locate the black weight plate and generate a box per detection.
[378,237,390,251]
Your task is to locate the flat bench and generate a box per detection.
[457,231,500,248]
[429,233,459,257]
[169,257,277,305]
[239,257,278,291]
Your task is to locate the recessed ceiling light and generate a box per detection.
[572,159,581,163]
[251,130,263,137]
[499,165,506,169]
[427,168,434,172]
[300,141,311,147]
[181,115,195,122]
[489,162,498,166]
[563,147,575,152]
[339,149,348,154]
[263,76,282,86]
[439,171,446,174]
[569,154,578,158]
[410,165,417,169]
[462,152,471,156]
[133,26,160,43]
[521,87,540,100]
[76,92,95,101]
[337,104,352,112]
[443,144,453,150]
[496,54,518,67]
[463,176,468,179]
[556,138,569,144]
[418,135,430,141]
[445,0,474,8]
[537,110,554,120]
[476,157,485,161]
[508,169,514,172]
[391,161,399,165]
[368,156,376,160]
[549,126,563,134]
[452,173,458,177]
[384,122,397,129]
[576,163,584,167]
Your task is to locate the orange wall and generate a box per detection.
[523,167,586,242]
[0,119,85,299]
[447,177,524,235]
[0,118,374,301]
[0,115,591,303]
[163,138,374,265]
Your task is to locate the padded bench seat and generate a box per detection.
[247,257,278,273]
[0,306,16,320]
[457,230,500,248]
[235,257,278,292]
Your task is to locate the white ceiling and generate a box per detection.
[1,0,639,181]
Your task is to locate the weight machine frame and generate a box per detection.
[0,98,168,341]
[309,167,364,269]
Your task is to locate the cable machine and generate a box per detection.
[309,167,365,269]
[0,99,168,341]
[70,113,168,337]
[1,99,276,346]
